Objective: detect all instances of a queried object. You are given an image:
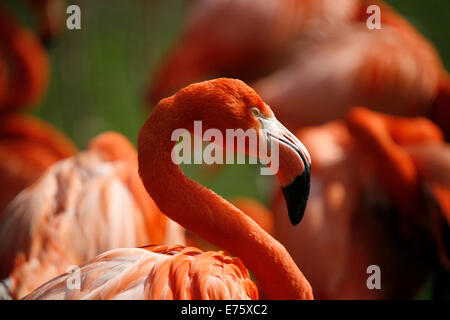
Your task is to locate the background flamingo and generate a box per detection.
[147,0,360,105]
[147,0,448,136]
[272,107,449,299]
[0,131,183,299]
[23,78,313,300]
[254,0,447,130]
[0,113,77,213]
[185,197,274,251]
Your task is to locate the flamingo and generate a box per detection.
[253,0,446,130]
[0,113,77,214]
[428,73,450,141]
[147,0,448,134]
[147,0,359,105]
[185,197,274,251]
[346,107,450,298]
[0,5,49,111]
[23,78,313,300]
[0,131,183,299]
[271,107,448,299]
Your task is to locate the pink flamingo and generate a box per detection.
[24,78,313,300]
[0,5,49,111]
[272,107,449,299]
[147,0,359,105]
[0,131,183,299]
[0,113,77,214]
[147,0,448,136]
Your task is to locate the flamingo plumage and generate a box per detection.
[272,107,448,299]
[0,113,77,213]
[147,0,448,135]
[23,78,313,300]
[0,131,182,299]
[147,0,359,105]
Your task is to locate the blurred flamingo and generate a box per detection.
[148,0,448,135]
[0,131,183,299]
[0,4,49,111]
[147,0,359,104]
[230,198,274,235]
[255,0,447,130]
[347,107,450,298]
[24,78,313,300]
[272,107,449,299]
[0,113,77,213]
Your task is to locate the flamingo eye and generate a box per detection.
[250,107,260,117]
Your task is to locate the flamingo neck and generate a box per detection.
[138,99,312,299]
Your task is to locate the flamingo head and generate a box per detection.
[172,78,311,225]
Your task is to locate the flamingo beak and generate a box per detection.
[281,164,311,225]
[258,116,311,225]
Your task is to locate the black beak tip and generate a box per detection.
[281,170,311,226]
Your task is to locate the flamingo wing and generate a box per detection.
[24,245,258,300]
[148,0,359,103]
[0,151,147,298]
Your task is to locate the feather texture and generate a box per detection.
[24,245,258,300]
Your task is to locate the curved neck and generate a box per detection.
[138,99,312,299]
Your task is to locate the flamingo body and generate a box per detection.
[148,0,447,134]
[272,108,449,299]
[0,132,180,299]
[24,245,257,300]
[255,20,443,129]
